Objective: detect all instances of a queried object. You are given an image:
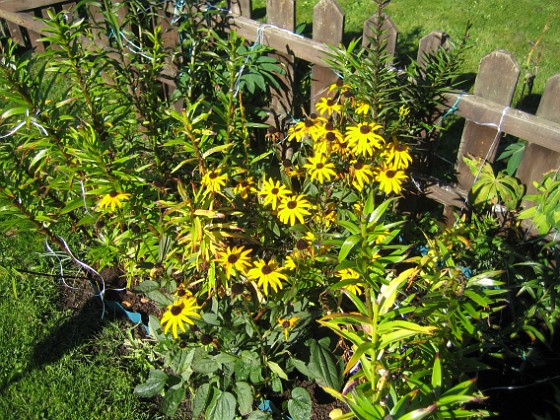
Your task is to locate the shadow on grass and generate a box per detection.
[1,296,105,391]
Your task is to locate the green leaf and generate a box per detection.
[161,382,185,417]
[207,390,237,420]
[60,198,85,215]
[133,280,160,293]
[338,234,361,262]
[399,404,438,420]
[267,360,288,380]
[308,338,342,389]
[133,369,168,398]
[193,383,212,419]
[431,353,442,393]
[235,382,254,416]
[288,387,312,420]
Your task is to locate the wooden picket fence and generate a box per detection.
[1,0,560,218]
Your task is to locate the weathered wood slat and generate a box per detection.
[310,0,344,110]
[362,14,398,61]
[0,0,69,12]
[516,74,560,195]
[443,92,560,154]
[228,0,251,17]
[454,51,520,189]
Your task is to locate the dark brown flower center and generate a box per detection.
[227,254,239,264]
[177,289,187,297]
[316,163,324,170]
[386,170,396,178]
[305,119,314,128]
[283,159,292,168]
[360,125,371,135]
[209,171,218,179]
[171,305,183,316]
[296,239,308,250]
[354,162,364,170]
[231,283,245,295]
[325,122,334,131]
[336,78,344,87]
[395,143,406,152]
[241,181,249,187]
[309,113,317,119]
[261,265,272,275]
[326,132,336,142]
[287,200,297,209]
[110,191,118,197]
[271,187,279,195]
[327,99,334,106]
[200,334,213,345]
[282,320,291,328]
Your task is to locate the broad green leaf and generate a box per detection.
[235,382,254,416]
[267,360,288,380]
[338,234,361,262]
[133,369,168,398]
[161,382,185,417]
[193,383,212,419]
[288,387,312,420]
[207,390,236,420]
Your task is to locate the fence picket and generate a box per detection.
[455,50,520,190]
[517,74,560,196]
[228,0,251,17]
[266,0,295,127]
[310,0,344,110]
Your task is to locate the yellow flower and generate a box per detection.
[277,194,312,226]
[312,121,344,149]
[287,114,327,142]
[233,177,255,199]
[382,137,413,170]
[259,177,291,210]
[399,104,410,117]
[201,168,228,193]
[98,191,131,211]
[216,245,252,279]
[302,154,337,184]
[355,100,371,116]
[315,96,342,117]
[375,165,408,195]
[174,284,193,302]
[160,297,202,339]
[278,316,299,341]
[284,254,297,271]
[335,268,363,296]
[350,161,374,191]
[345,122,385,156]
[247,259,287,296]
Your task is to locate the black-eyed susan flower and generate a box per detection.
[174,284,193,302]
[350,161,375,191]
[278,316,299,341]
[302,154,337,184]
[315,96,342,117]
[247,259,287,296]
[277,194,312,226]
[382,137,413,170]
[375,165,408,195]
[345,122,385,156]
[355,100,371,116]
[335,268,363,296]
[98,191,131,211]
[160,297,202,339]
[201,168,228,194]
[233,177,255,200]
[259,177,291,210]
[216,245,252,279]
[287,114,327,142]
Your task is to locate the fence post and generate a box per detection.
[516,74,560,196]
[229,0,251,17]
[455,50,520,190]
[266,0,295,128]
[362,14,398,63]
[310,0,344,110]
[416,31,450,68]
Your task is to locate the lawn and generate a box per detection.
[252,0,560,103]
[0,230,160,419]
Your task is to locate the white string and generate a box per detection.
[0,110,48,139]
[44,240,80,290]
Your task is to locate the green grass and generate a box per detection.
[0,231,159,419]
[252,0,560,101]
